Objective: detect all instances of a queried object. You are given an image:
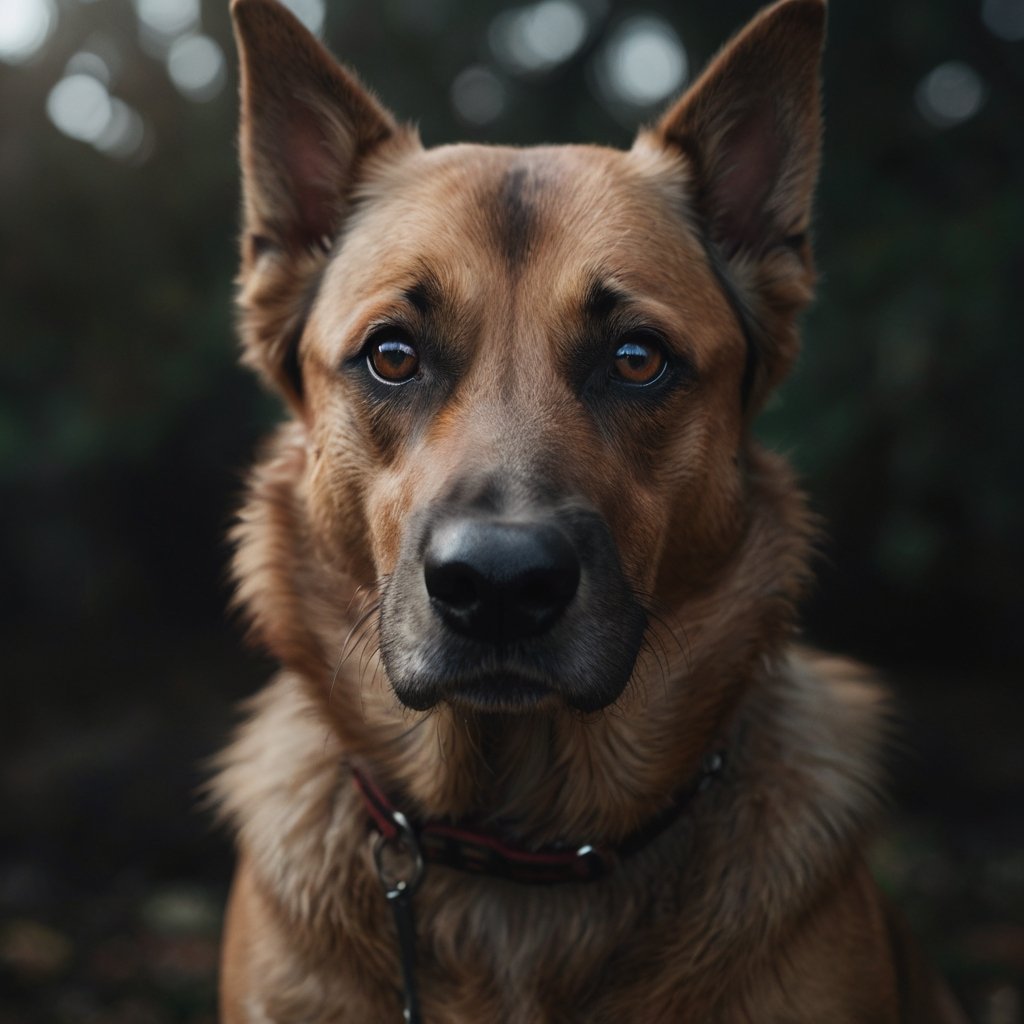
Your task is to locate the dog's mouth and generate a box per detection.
[386,644,640,716]
[389,664,563,714]
[444,674,560,714]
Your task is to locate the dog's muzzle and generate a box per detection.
[378,497,647,714]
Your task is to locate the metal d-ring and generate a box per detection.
[372,809,425,899]
[574,843,613,880]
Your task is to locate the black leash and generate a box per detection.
[372,808,426,1024]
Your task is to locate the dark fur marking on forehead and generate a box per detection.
[492,165,536,268]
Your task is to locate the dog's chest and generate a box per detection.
[265,845,728,1024]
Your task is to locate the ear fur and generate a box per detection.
[642,0,826,408]
[231,0,409,406]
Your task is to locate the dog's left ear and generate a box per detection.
[231,0,410,407]
[641,0,826,407]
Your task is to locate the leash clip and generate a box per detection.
[373,809,425,900]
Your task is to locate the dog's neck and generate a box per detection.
[350,747,726,887]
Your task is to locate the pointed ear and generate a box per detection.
[655,0,825,258]
[231,0,409,406]
[641,0,826,407]
[233,0,397,256]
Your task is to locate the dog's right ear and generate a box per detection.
[231,0,408,407]
[638,0,825,412]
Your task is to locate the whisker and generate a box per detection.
[359,616,381,672]
[375,713,431,752]
[637,634,667,705]
[343,583,371,619]
[636,586,691,671]
[329,583,383,712]
[342,601,382,662]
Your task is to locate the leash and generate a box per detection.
[354,751,726,1021]
[370,806,426,1024]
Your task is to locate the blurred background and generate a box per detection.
[1,0,1021,1020]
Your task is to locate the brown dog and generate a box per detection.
[213,0,966,1020]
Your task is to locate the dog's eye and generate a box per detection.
[611,337,666,386]
[368,337,419,384]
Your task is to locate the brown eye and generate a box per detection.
[611,337,666,386]
[368,337,419,383]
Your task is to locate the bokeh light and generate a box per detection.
[982,0,1024,41]
[133,0,199,48]
[451,65,506,126]
[915,61,988,128]
[167,34,227,103]
[490,1,588,74]
[595,16,686,108]
[94,98,147,160]
[65,50,112,88]
[0,0,56,65]
[46,74,112,143]
[280,0,326,36]
[47,71,149,161]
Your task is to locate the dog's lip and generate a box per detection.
[392,665,625,714]
[442,674,559,713]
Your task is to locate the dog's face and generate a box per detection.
[304,144,755,714]
[231,0,823,719]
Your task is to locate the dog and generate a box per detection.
[213,0,967,1020]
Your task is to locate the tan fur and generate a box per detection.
[214,0,966,1020]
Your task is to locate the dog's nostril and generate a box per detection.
[423,518,580,644]
[424,561,480,611]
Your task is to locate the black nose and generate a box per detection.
[423,518,580,644]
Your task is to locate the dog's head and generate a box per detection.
[230,0,824,722]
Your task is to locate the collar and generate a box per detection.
[352,749,726,887]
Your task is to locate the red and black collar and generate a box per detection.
[352,750,726,887]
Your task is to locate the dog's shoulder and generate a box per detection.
[765,647,892,786]
[698,650,893,945]
[211,675,356,909]
[741,647,892,849]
